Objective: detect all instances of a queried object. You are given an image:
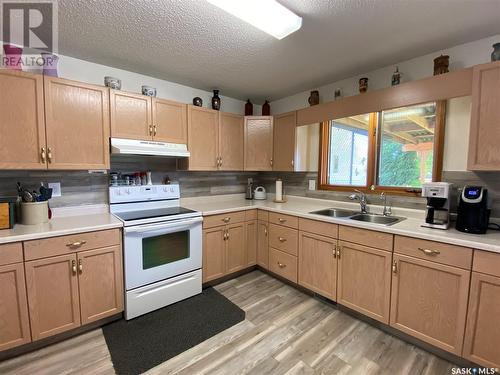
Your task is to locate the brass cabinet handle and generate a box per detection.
[336,245,341,259]
[418,247,440,256]
[78,259,83,273]
[223,217,230,223]
[41,147,46,163]
[66,240,87,248]
[149,124,153,136]
[291,159,294,167]
[71,260,77,275]
[277,261,286,268]
[278,218,286,223]
[333,245,337,258]
[264,227,268,236]
[270,159,273,166]
[223,230,229,240]
[47,147,53,163]
[153,124,157,136]
[278,236,287,242]
[219,157,222,167]
[392,260,398,274]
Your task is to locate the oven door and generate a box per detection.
[123,216,202,290]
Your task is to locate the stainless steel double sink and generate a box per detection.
[309,208,405,226]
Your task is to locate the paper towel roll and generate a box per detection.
[276,179,283,201]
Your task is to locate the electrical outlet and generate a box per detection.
[308,180,316,191]
[48,182,61,197]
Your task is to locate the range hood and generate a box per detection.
[111,138,190,157]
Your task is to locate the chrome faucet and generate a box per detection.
[380,192,392,216]
[349,189,368,213]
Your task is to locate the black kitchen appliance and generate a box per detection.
[456,186,491,234]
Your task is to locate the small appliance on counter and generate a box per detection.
[254,186,267,200]
[246,178,254,200]
[421,182,452,230]
[456,186,491,234]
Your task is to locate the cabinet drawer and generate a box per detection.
[24,229,121,261]
[269,223,298,256]
[473,250,500,277]
[339,226,393,251]
[245,209,257,221]
[394,236,472,269]
[269,212,298,229]
[257,210,269,221]
[0,242,23,265]
[203,211,246,229]
[269,248,297,283]
[299,218,338,239]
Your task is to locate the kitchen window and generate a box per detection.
[319,101,446,195]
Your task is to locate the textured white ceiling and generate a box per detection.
[58,0,500,102]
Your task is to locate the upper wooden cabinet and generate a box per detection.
[44,77,110,169]
[0,70,46,169]
[468,61,500,170]
[244,116,274,171]
[110,90,152,141]
[273,111,296,171]
[185,105,219,170]
[219,112,244,170]
[152,98,187,144]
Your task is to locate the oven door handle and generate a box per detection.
[124,217,203,234]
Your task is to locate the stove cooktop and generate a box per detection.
[113,206,198,222]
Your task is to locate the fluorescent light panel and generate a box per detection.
[207,0,302,40]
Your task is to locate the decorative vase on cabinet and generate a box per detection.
[492,43,500,62]
[262,100,270,115]
[245,99,253,115]
[212,89,221,110]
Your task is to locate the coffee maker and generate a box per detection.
[421,182,452,230]
[456,186,491,234]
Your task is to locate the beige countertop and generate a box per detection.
[0,205,123,244]
[182,194,500,254]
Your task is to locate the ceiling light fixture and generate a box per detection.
[206,0,302,40]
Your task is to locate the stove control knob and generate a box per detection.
[163,187,169,192]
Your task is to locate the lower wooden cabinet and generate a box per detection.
[202,214,250,282]
[298,231,337,300]
[202,225,226,283]
[245,220,258,267]
[337,241,392,323]
[24,246,124,341]
[463,272,500,368]
[78,246,123,325]
[25,254,81,341]
[390,254,470,355]
[257,221,269,269]
[0,262,31,351]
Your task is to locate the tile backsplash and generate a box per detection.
[1,156,499,219]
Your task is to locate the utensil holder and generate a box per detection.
[20,201,49,225]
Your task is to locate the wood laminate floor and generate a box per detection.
[0,270,456,375]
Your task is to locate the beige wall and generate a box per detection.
[443,96,472,172]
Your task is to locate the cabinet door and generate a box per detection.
[25,254,81,341]
[219,112,244,170]
[273,111,296,171]
[44,77,110,169]
[152,98,187,144]
[390,254,470,354]
[0,70,46,169]
[226,223,246,274]
[244,116,274,171]
[257,221,269,269]
[337,241,391,323]
[187,105,219,170]
[298,232,337,301]
[245,220,257,267]
[0,263,31,351]
[110,90,152,141]
[203,226,226,282]
[468,61,500,170]
[77,246,123,325]
[463,272,500,368]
